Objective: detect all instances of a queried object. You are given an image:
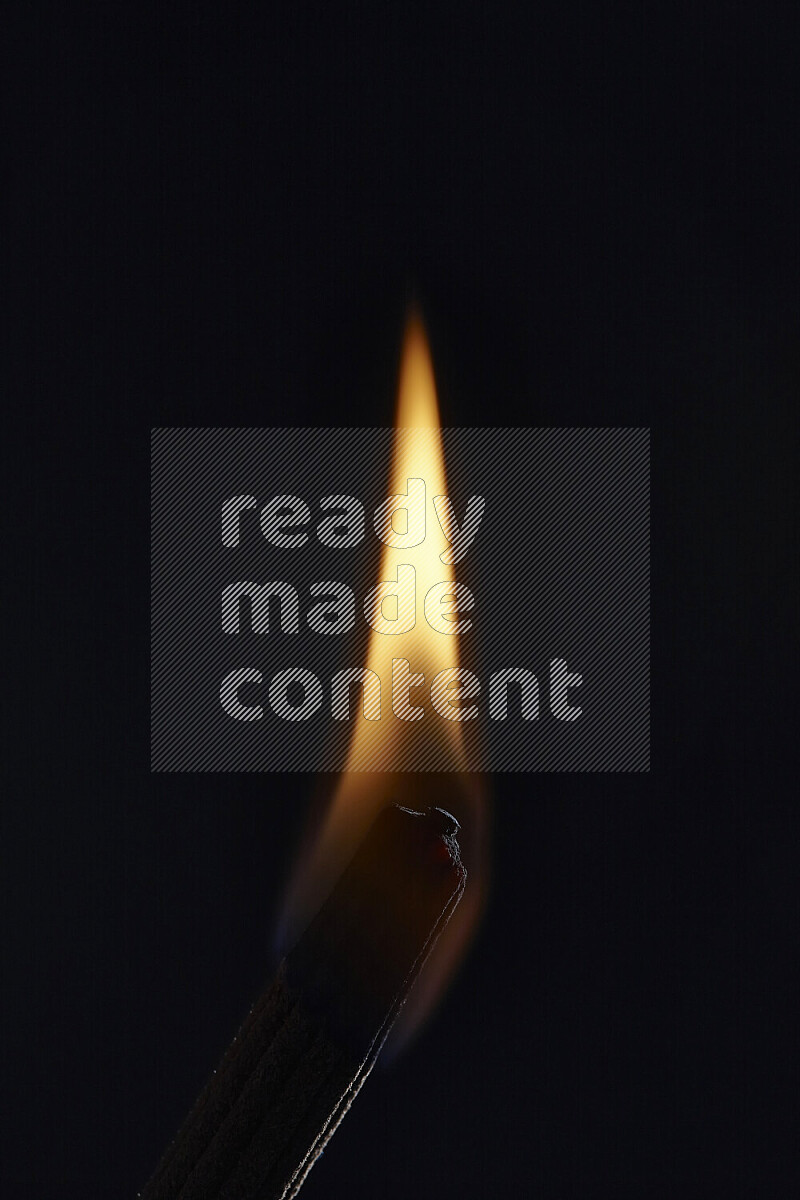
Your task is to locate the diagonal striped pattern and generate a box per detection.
[152,428,649,773]
[433,494,486,564]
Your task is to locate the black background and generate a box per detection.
[5,3,799,1197]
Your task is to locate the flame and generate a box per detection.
[280,309,488,1049]
[338,309,468,775]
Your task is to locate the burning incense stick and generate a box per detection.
[139,805,466,1200]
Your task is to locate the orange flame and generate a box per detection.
[337,310,468,775]
[280,310,488,1049]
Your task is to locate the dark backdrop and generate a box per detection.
[5,3,798,1197]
